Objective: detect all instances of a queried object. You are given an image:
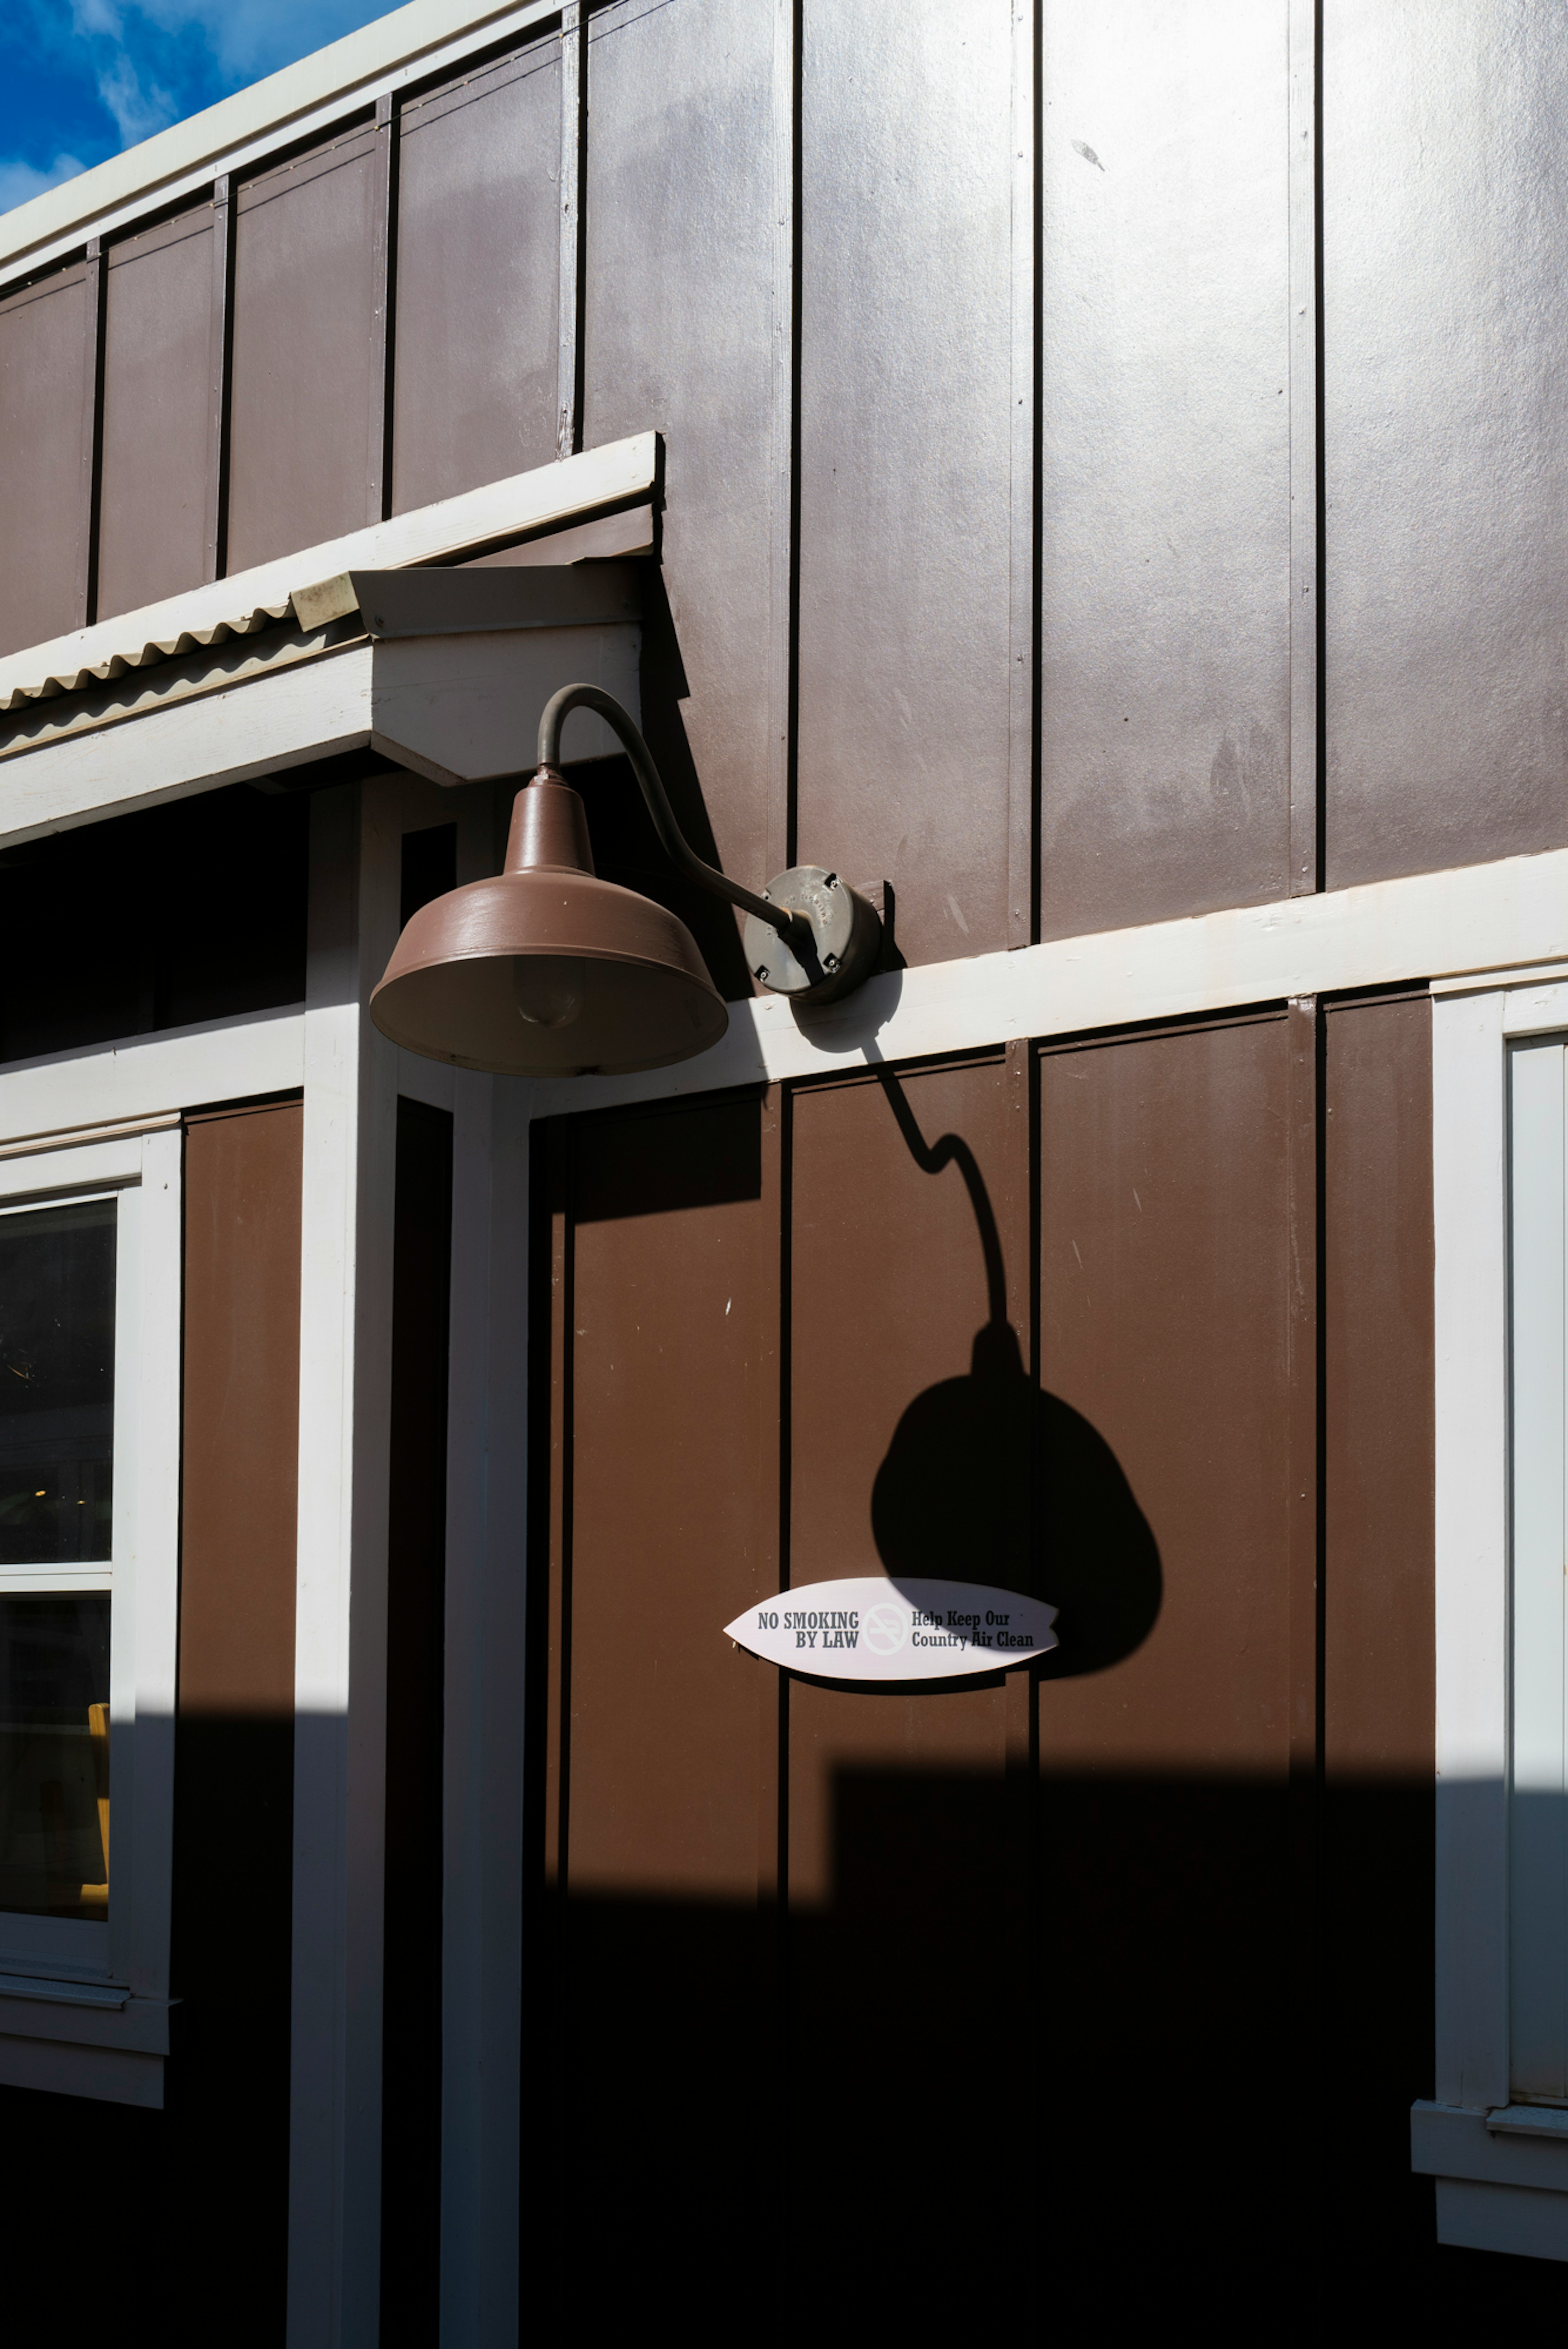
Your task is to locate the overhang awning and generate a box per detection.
[0,436,656,846]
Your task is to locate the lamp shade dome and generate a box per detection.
[369,776,728,1076]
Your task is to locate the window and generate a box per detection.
[0,1128,180,2103]
[1415,974,1568,2262]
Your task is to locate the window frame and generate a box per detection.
[0,1125,180,2102]
[1414,968,1568,2261]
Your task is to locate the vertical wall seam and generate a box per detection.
[1287,0,1322,895]
[79,237,106,629]
[557,3,586,461]
[370,91,398,522]
[207,175,236,582]
[774,0,803,875]
[1008,0,1038,948]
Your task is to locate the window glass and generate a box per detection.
[0,1594,111,1918]
[0,1199,116,1565]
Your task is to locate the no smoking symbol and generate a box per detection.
[862,1602,907,1656]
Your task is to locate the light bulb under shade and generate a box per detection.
[370,864,729,1077]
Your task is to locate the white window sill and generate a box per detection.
[1412,2100,1568,2262]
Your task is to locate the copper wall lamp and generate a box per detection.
[370,684,882,1076]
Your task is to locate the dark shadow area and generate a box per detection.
[561,563,753,1003]
[570,1087,764,1224]
[528,1768,1560,2338]
[0,784,310,1063]
[0,1710,294,2343]
[869,1070,1162,1674]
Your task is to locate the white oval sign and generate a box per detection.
[724,1576,1058,1682]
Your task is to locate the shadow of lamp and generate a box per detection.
[370,683,883,1074]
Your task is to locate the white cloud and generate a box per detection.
[134,1,396,85]
[96,48,178,144]
[0,153,89,215]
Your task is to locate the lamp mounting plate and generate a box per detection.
[743,866,883,1004]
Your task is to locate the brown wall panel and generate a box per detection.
[1321,993,1435,2271]
[227,128,383,572]
[797,1,1015,969]
[562,1093,777,1901]
[585,0,781,980]
[786,1059,1021,2323]
[1033,1014,1296,2281]
[1324,6,1568,884]
[1036,1017,1293,1772]
[392,39,560,515]
[1039,1,1292,937]
[179,1100,302,1712]
[98,206,214,620]
[0,264,90,656]
[175,1097,302,2342]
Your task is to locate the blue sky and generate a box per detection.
[0,2,404,216]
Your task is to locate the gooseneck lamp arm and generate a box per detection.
[535,683,808,948]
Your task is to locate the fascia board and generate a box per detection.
[0,616,641,839]
[0,0,556,282]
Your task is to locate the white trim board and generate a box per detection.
[0,1,561,287]
[522,846,1568,1120]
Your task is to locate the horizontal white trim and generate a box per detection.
[1414,2100,1568,2193]
[0,1973,127,2010]
[0,1007,303,1146]
[0,2033,162,2107]
[0,0,559,285]
[0,434,655,720]
[1432,961,1568,997]
[1489,2105,1568,2140]
[524,846,1568,1120]
[0,1110,180,1160]
[1437,2180,1568,2263]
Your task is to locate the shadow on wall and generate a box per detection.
[528,1766,1558,2336]
[869,1067,1163,1672]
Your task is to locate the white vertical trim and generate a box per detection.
[123,1127,181,2001]
[439,796,528,2348]
[1507,1035,1568,2098]
[290,782,370,2349]
[1433,984,1512,2114]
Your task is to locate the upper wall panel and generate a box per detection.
[1038,0,1292,938]
[1324,2,1568,886]
[392,38,560,515]
[227,126,384,574]
[0,265,90,658]
[797,0,1015,971]
[99,205,216,619]
[585,0,780,968]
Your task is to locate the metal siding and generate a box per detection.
[1038,0,1293,937]
[585,0,781,964]
[1033,1018,1293,2264]
[797,1,1015,970]
[561,1095,777,1899]
[175,1099,302,2336]
[0,265,90,657]
[1324,3,1568,885]
[785,1059,1019,2319]
[392,40,561,516]
[1321,993,1437,2258]
[539,1092,777,2323]
[227,128,383,574]
[98,206,215,621]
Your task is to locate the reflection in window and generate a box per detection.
[0,1595,110,1918]
[0,1199,116,1565]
